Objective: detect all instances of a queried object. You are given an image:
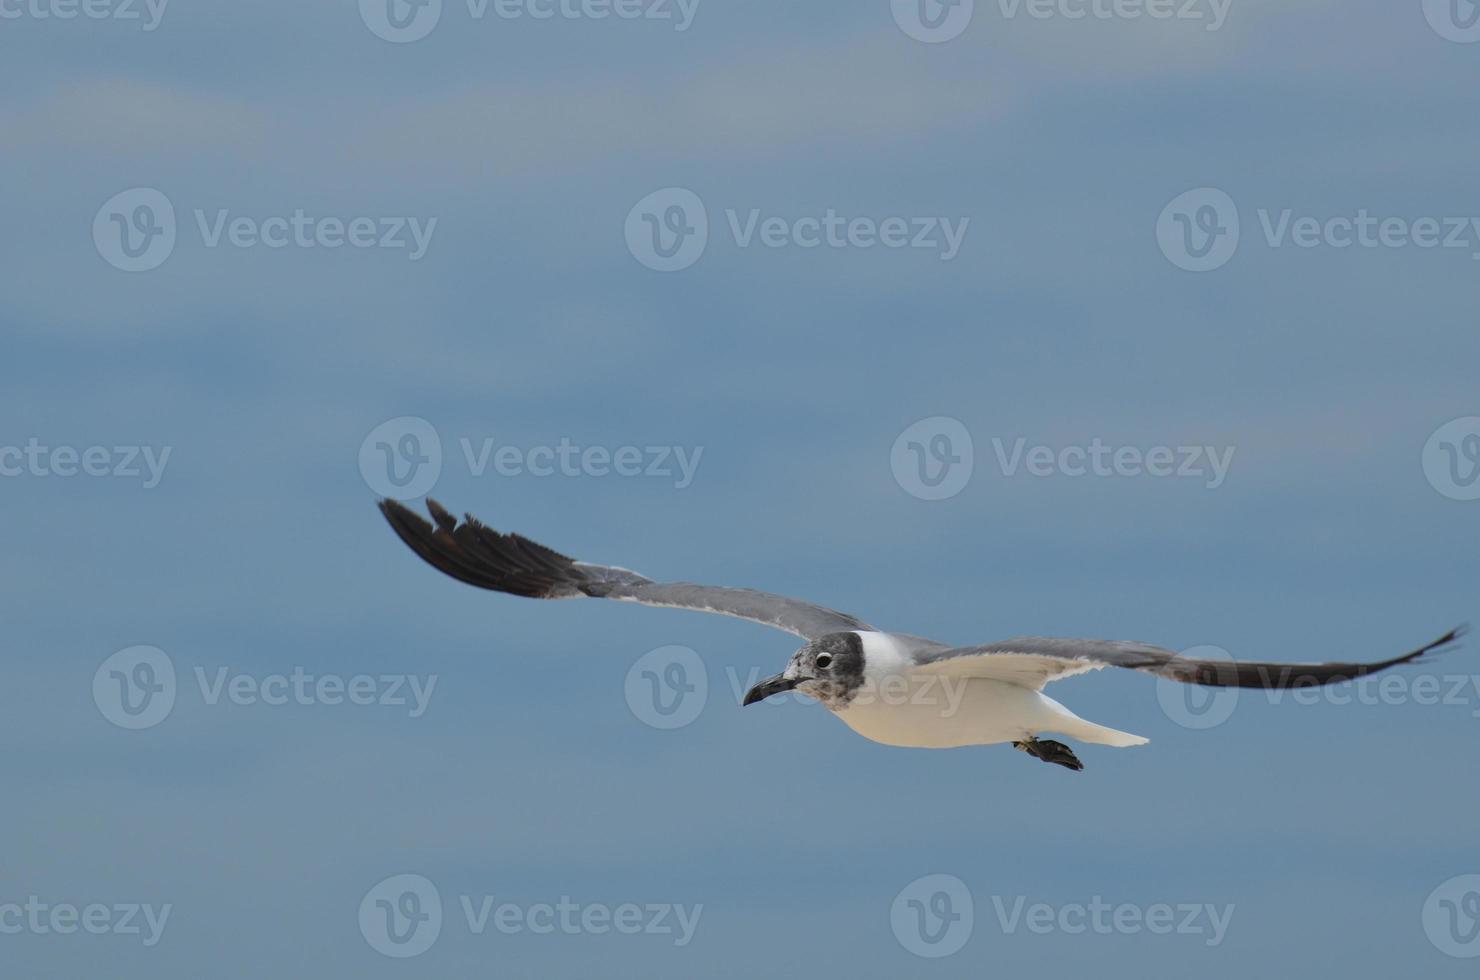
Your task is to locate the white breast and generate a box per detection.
[838,632,1125,749]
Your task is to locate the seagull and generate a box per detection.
[379,499,1465,772]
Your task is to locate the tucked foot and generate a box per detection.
[1013,738,1084,772]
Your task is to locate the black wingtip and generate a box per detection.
[377,497,424,534]
[426,498,458,532]
[377,497,590,600]
[1414,624,1467,659]
[1374,624,1470,675]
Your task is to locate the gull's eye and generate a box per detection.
[815,653,833,669]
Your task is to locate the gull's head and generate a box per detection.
[742,631,865,711]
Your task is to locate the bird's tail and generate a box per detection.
[1040,698,1150,748]
[1070,722,1150,748]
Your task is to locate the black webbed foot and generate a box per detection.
[1013,738,1084,772]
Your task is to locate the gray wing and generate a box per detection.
[379,499,873,640]
[912,630,1466,692]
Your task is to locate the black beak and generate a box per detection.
[743,673,800,706]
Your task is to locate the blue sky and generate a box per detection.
[3,0,1480,975]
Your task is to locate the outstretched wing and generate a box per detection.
[911,629,1466,692]
[378,499,874,640]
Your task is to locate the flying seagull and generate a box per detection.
[379,499,1464,772]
